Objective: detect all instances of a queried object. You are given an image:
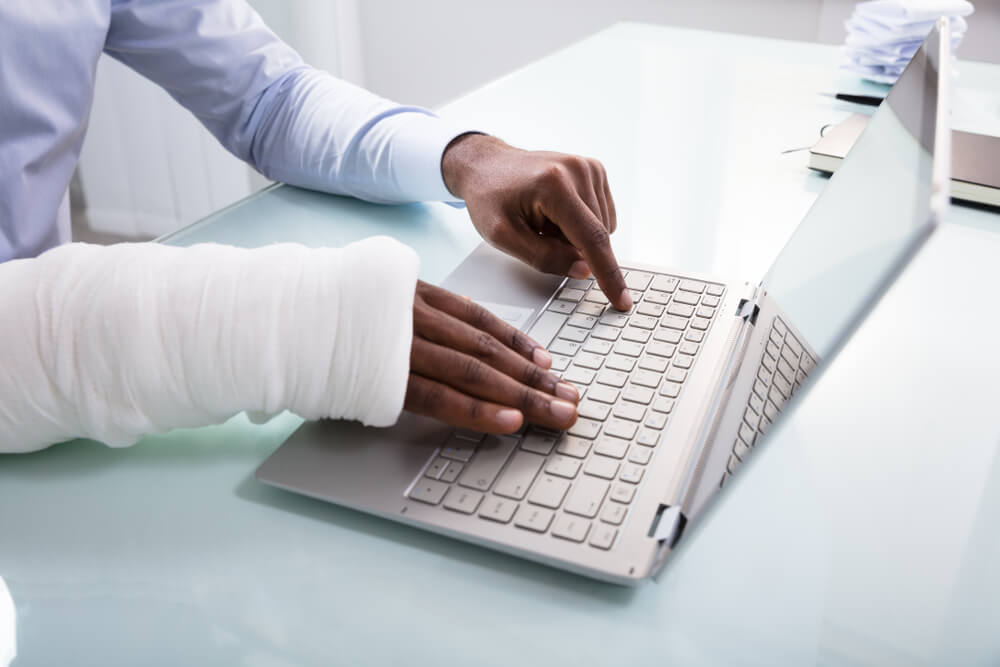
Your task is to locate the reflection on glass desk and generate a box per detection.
[2,23,999,666]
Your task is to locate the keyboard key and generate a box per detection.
[550,339,581,357]
[565,277,594,291]
[696,306,715,319]
[702,295,720,307]
[528,475,571,508]
[563,366,596,386]
[556,435,592,458]
[577,400,611,421]
[650,275,678,292]
[679,279,705,293]
[678,341,699,356]
[769,327,784,347]
[645,412,668,429]
[706,283,725,297]
[684,329,704,343]
[548,299,576,314]
[624,270,653,291]
[776,356,795,384]
[552,515,592,543]
[646,342,676,360]
[454,429,486,442]
[639,355,668,372]
[613,340,643,357]
[673,354,694,369]
[659,382,681,398]
[568,313,598,330]
[630,315,659,330]
[763,399,779,422]
[666,302,695,318]
[589,525,618,550]
[521,430,559,455]
[585,455,621,480]
[801,354,816,373]
[773,372,793,399]
[622,384,654,404]
[772,316,788,335]
[621,327,651,343]
[666,367,687,383]
[652,397,674,413]
[727,453,740,473]
[494,451,545,500]
[631,369,661,388]
[591,324,621,341]
[637,302,664,317]
[558,287,585,302]
[597,369,629,387]
[738,421,756,446]
[691,317,711,330]
[610,483,636,503]
[564,476,610,517]
[599,312,630,327]
[620,464,644,484]
[594,436,629,459]
[600,502,627,525]
[748,391,764,415]
[784,334,803,358]
[743,407,759,429]
[672,290,700,306]
[661,315,688,330]
[637,429,661,447]
[550,354,572,372]
[425,457,448,480]
[479,497,518,523]
[604,418,638,440]
[587,384,620,404]
[515,506,555,533]
[458,435,517,491]
[613,402,646,422]
[440,461,463,483]
[444,487,485,514]
[605,354,636,372]
[558,325,589,343]
[653,328,682,343]
[583,338,613,355]
[574,352,605,370]
[441,435,477,462]
[409,479,449,505]
[627,445,653,465]
[546,454,582,479]
[575,301,605,317]
[585,289,609,304]
[644,290,670,304]
[567,418,601,439]
[734,438,751,460]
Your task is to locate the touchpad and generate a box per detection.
[440,243,564,331]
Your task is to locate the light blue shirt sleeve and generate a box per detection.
[105,0,472,204]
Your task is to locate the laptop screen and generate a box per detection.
[761,20,951,359]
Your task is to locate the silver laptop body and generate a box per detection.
[257,21,953,585]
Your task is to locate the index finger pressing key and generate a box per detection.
[544,192,631,311]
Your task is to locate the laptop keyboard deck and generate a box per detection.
[406,270,725,552]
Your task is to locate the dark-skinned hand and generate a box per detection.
[441,133,632,311]
[405,281,580,434]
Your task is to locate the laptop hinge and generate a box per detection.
[737,298,760,325]
[648,504,687,548]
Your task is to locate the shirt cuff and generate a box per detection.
[387,112,479,204]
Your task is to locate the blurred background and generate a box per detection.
[71,0,1000,244]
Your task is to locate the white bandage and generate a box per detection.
[0,237,419,453]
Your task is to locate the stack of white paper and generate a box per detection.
[842,0,974,83]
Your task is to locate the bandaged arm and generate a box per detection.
[0,237,419,453]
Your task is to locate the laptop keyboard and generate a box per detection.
[720,315,817,486]
[407,270,726,551]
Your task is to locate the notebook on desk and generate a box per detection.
[810,113,1000,207]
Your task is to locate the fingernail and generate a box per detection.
[568,260,591,279]
[496,409,523,432]
[618,288,634,310]
[549,399,577,423]
[532,347,553,369]
[555,382,579,403]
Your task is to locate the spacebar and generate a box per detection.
[527,311,568,349]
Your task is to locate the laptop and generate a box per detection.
[257,20,953,585]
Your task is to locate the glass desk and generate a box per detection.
[2,23,1000,665]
